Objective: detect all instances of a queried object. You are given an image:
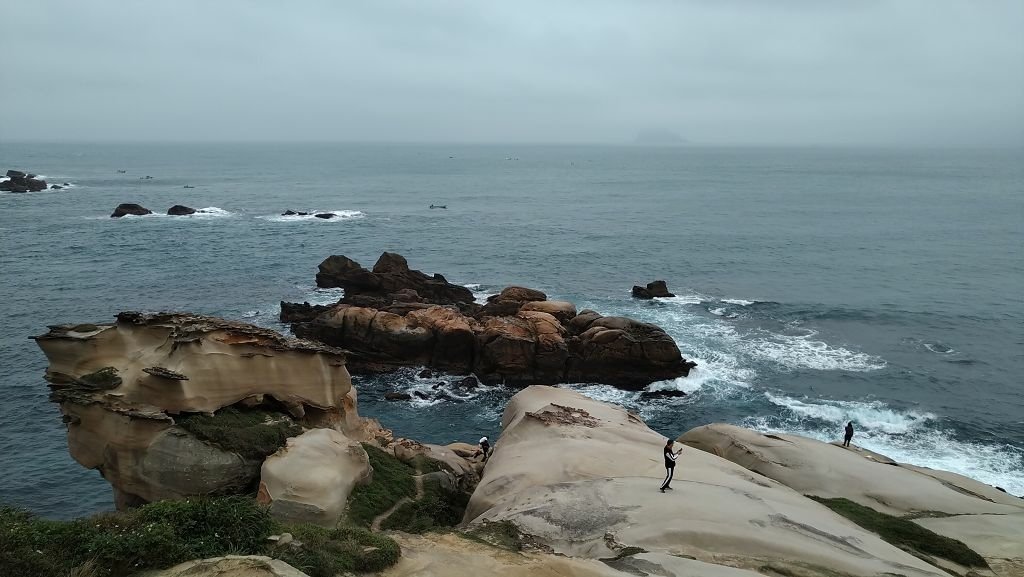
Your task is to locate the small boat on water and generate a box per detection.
[429,204,447,209]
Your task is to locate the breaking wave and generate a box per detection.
[257,210,365,222]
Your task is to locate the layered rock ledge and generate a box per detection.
[285,253,696,389]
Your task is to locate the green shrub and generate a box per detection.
[809,496,988,568]
[0,496,405,577]
[277,524,401,576]
[176,407,302,459]
[346,444,416,527]
[77,367,122,389]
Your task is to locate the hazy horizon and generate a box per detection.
[2,1,1022,146]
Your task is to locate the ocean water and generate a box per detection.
[1,142,1022,518]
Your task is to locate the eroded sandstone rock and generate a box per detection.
[257,428,372,526]
[465,386,948,577]
[33,312,360,508]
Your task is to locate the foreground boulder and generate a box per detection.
[33,312,362,508]
[153,556,310,577]
[257,428,372,526]
[632,280,675,299]
[167,204,197,215]
[111,203,153,217]
[315,252,474,305]
[681,423,1024,575]
[465,386,947,576]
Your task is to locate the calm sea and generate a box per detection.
[1,142,1022,518]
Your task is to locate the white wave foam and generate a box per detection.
[258,210,365,222]
[189,206,233,217]
[762,393,933,434]
[924,342,956,354]
[464,283,496,304]
[305,286,345,306]
[722,298,756,306]
[745,330,886,372]
[657,294,705,305]
[749,393,1024,495]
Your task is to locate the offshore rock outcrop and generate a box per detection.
[465,386,948,577]
[1,169,48,193]
[33,312,362,509]
[287,253,696,389]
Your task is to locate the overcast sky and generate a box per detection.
[2,1,1022,145]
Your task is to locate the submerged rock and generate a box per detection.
[111,203,152,217]
[314,212,335,219]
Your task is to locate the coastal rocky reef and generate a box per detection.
[283,252,696,388]
[28,315,1024,576]
[33,312,481,522]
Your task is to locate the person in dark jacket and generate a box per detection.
[660,439,682,492]
[477,436,491,462]
[843,421,854,447]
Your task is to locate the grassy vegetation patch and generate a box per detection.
[808,496,988,568]
[0,496,402,577]
[462,520,525,552]
[346,444,417,527]
[279,524,400,575]
[380,476,470,533]
[77,367,122,390]
[176,407,302,459]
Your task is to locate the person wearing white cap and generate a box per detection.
[477,436,491,462]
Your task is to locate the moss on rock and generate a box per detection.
[808,496,988,569]
[176,407,302,460]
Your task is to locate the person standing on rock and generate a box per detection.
[660,439,682,492]
[843,421,854,447]
[477,436,491,462]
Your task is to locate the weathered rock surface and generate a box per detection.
[465,386,947,577]
[381,532,766,577]
[111,203,153,217]
[680,423,1024,516]
[153,555,310,577]
[167,204,197,215]
[33,312,359,508]
[632,280,675,299]
[257,428,372,526]
[315,252,475,304]
[681,423,1024,575]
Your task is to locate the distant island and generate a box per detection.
[633,129,688,145]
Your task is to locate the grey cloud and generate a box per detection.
[1,0,1022,145]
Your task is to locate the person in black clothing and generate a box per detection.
[843,421,854,447]
[660,439,682,492]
